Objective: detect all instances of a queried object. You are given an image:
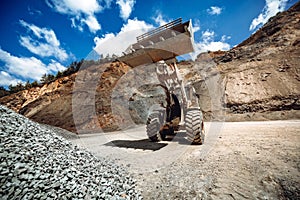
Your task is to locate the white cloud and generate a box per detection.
[0,71,23,86]
[80,15,101,33]
[249,0,288,31]
[28,6,42,16]
[48,60,67,72]
[19,20,68,61]
[207,6,222,15]
[116,0,136,21]
[94,18,154,56]
[190,30,230,60]
[46,0,102,16]
[46,0,102,33]
[193,19,201,33]
[0,48,65,85]
[103,0,113,8]
[153,12,169,26]
[0,48,48,80]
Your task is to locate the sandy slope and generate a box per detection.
[71,120,300,199]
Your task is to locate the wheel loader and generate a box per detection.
[118,18,205,144]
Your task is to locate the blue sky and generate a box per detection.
[0,0,298,87]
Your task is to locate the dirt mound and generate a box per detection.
[0,62,131,133]
[197,1,300,120]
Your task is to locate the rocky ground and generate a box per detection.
[0,105,142,199]
[72,120,300,200]
[1,106,299,199]
[133,121,300,199]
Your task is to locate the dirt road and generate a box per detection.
[72,120,300,199]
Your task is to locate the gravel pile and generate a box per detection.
[0,105,142,199]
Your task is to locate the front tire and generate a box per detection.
[146,110,164,142]
[185,109,205,145]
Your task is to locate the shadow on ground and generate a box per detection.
[104,139,168,151]
[164,131,194,145]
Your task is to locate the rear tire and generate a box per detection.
[185,109,205,145]
[146,110,165,142]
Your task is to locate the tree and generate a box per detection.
[56,71,63,79]
[0,86,10,98]
[15,82,25,91]
[25,80,31,90]
[30,81,39,88]
[40,74,47,84]
[75,59,84,72]
[8,82,24,94]
[40,73,55,84]
[46,74,55,83]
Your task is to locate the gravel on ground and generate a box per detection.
[0,105,142,200]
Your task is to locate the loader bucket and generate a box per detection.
[118,18,195,67]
